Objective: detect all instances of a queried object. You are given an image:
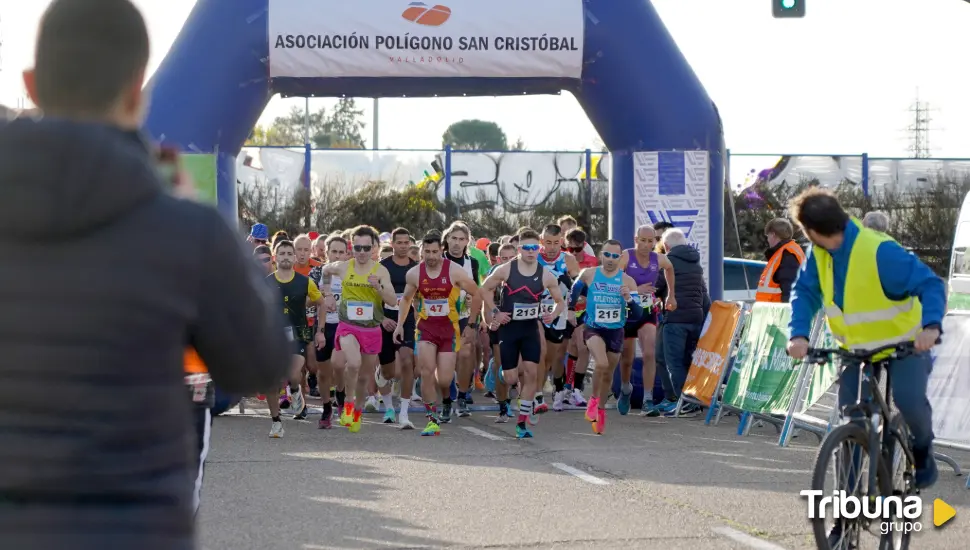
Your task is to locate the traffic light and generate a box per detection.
[773,0,805,18]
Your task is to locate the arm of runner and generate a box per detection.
[479,263,510,326]
[564,252,580,278]
[657,252,677,311]
[618,250,629,270]
[306,278,322,307]
[373,266,398,306]
[455,265,484,325]
[542,269,567,324]
[322,260,346,277]
[623,273,645,322]
[569,268,591,310]
[394,267,419,344]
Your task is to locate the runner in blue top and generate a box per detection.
[536,224,580,414]
[569,239,643,435]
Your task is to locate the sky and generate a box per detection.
[1,0,968,159]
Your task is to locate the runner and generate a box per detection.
[480,229,567,439]
[443,222,483,417]
[617,224,677,416]
[560,228,597,409]
[309,235,348,429]
[379,227,419,428]
[536,224,579,414]
[265,240,328,438]
[293,234,324,410]
[394,232,482,436]
[572,239,645,434]
[253,245,274,275]
[320,225,398,433]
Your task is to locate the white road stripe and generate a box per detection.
[461,427,505,441]
[713,527,787,550]
[550,462,609,485]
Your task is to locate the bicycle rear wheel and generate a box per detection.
[810,422,896,550]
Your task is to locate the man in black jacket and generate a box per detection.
[0,1,291,549]
[654,228,711,416]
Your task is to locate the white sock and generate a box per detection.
[381,392,393,408]
[399,401,409,418]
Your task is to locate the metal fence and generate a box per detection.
[237,147,970,211]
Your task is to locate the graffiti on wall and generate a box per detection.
[433,151,610,213]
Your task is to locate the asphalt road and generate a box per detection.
[198,398,970,550]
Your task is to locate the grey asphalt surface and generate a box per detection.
[199,399,970,550]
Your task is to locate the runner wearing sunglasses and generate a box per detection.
[480,229,567,439]
[320,225,398,433]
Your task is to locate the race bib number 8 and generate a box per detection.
[540,299,556,316]
[347,301,374,321]
[513,303,540,320]
[595,306,622,322]
[425,299,450,317]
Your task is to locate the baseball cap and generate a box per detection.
[250,223,269,240]
[476,237,490,251]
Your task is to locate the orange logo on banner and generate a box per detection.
[682,301,741,406]
[402,2,452,26]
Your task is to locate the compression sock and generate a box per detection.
[322,403,333,420]
[336,390,346,409]
[554,375,565,393]
[518,400,533,425]
[424,402,439,422]
[574,373,586,392]
[565,354,577,387]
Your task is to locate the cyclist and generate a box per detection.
[784,188,945,491]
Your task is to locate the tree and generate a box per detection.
[245,99,367,148]
[442,119,509,151]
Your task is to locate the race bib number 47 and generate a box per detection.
[595,306,622,322]
[425,299,450,317]
[513,303,540,320]
[347,301,374,322]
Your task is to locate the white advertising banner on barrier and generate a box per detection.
[268,0,585,79]
[633,151,711,287]
[929,314,970,446]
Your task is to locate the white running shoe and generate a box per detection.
[552,390,566,412]
[364,395,380,412]
[375,365,388,389]
[399,410,414,430]
[568,388,587,407]
[543,378,554,395]
[269,421,284,438]
[288,389,305,415]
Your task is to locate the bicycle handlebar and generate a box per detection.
[804,339,938,365]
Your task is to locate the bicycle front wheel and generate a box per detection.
[810,422,895,550]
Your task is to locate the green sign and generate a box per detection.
[722,303,803,415]
[800,319,838,412]
[181,153,218,206]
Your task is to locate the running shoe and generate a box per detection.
[399,413,415,430]
[457,398,471,417]
[348,410,362,433]
[592,408,606,435]
[569,388,587,407]
[318,416,332,429]
[383,408,396,424]
[617,389,631,416]
[534,400,549,414]
[339,403,354,426]
[642,399,673,417]
[515,424,533,439]
[585,396,599,422]
[465,393,474,405]
[664,402,701,418]
[440,403,452,424]
[293,405,308,421]
[364,395,379,412]
[421,420,440,436]
[269,421,284,438]
[289,388,305,416]
[552,390,566,412]
[474,375,485,391]
[375,365,388,389]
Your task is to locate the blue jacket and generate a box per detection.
[789,221,946,339]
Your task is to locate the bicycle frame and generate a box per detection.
[839,358,893,495]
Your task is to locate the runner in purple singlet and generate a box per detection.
[616,225,677,416]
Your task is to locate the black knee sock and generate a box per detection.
[553,375,565,393]
[336,390,346,409]
[574,373,585,391]
[322,402,332,419]
[443,397,453,407]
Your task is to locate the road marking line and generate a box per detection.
[550,462,609,485]
[713,527,787,550]
[461,427,505,441]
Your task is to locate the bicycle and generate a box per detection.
[803,340,933,550]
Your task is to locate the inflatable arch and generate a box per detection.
[144,0,725,298]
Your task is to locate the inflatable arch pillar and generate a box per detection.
[144,0,725,298]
